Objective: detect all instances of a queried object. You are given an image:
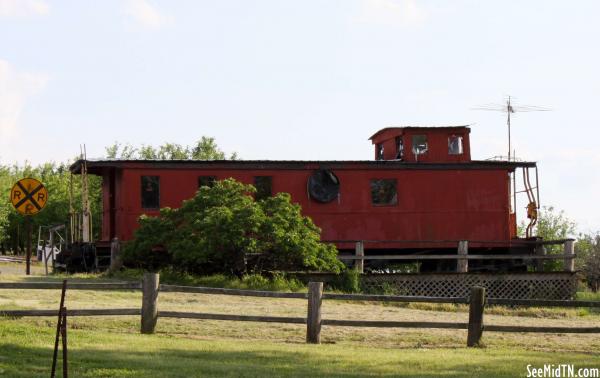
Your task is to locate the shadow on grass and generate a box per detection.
[2,340,589,378]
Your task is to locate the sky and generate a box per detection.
[1,0,599,232]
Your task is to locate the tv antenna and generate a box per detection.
[472,96,550,161]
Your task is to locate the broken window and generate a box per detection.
[370,179,398,206]
[448,135,463,155]
[198,176,216,188]
[254,176,272,201]
[376,143,384,160]
[141,176,160,209]
[412,135,428,155]
[395,136,404,160]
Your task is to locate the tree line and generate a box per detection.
[0,137,231,254]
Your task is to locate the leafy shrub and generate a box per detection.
[122,179,344,275]
[331,269,361,293]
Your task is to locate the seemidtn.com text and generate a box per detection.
[527,365,599,378]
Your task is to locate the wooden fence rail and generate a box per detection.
[0,309,139,317]
[2,272,600,347]
[340,239,576,274]
[0,282,141,290]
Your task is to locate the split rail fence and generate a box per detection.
[2,272,600,347]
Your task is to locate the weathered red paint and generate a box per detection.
[73,127,532,252]
[370,126,471,163]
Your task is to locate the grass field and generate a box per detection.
[1,262,599,377]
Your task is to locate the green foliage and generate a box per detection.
[122,179,343,275]
[331,269,361,293]
[576,233,600,291]
[105,136,237,160]
[107,268,305,291]
[535,206,577,245]
[526,206,577,271]
[0,162,101,252]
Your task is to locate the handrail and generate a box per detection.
[337,254,575,260]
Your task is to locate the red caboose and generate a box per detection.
[71,126,539,272]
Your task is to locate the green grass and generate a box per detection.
[1,264,600,376]
[0,320,598,378]
[577,291,600,301]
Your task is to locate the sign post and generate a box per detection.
[10,178,48,275]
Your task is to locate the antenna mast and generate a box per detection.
[507,96,513,161]
[472,96,550,161]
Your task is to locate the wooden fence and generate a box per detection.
[336,239,576,273]
[2,272,600,347]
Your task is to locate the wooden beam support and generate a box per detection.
[457,241,468,273]
[355,241,364,273]
[535,244,546,272]
[564,240,575,272]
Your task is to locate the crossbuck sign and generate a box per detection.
[10,177,48,216]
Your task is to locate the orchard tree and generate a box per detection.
[122,179,343,275]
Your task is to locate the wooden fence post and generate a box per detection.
[457,241,468,273]
[467,286,485,347]
[109,238,122,272]
[535,244,546,272]
[306,281,323,344]
[355,241,364,274]
[141,272,159,334]
[564,240,575,272]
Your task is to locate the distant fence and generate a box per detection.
[1,272,600,347]
[334,239,576,274]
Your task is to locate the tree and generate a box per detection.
[122,179,343,275]
[0,162,102,253]
[191,136,237,160]
[520,206,577,271]
[576,233,600,291]
[534,206,577,246]
[105,137,237,160]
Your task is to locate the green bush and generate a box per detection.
[122,179,344,275]
[332,269,361,293]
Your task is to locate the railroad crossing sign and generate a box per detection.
[10,178,48,216]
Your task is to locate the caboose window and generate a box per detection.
[395,136,404,160]
[141,176,160,209]
[448,135,463,155]
[254,176,272,201]
[370,179,397,206]
[376,143,384,160]
[412,135,428,155]
[198,176,216,188]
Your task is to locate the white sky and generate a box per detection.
[1,0,599,232]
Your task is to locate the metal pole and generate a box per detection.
[51,280,67,377]
[507,97,511,162]
[26,218,31,275]
[61,307,68,378]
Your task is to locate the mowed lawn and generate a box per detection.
[1,265,599,377]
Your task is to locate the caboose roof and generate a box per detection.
[70,158,535,175]
[369,125,471,141]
